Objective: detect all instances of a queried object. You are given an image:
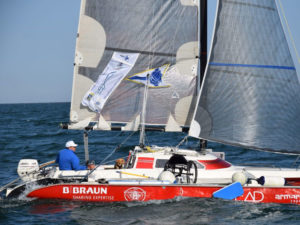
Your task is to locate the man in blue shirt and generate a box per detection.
[56,140,93,170]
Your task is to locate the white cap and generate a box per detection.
[65,140,78,148]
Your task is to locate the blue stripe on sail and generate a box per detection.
[209,62,296,70]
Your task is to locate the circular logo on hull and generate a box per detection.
[124,187,146,201]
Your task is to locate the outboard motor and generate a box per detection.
[17,159,39,182]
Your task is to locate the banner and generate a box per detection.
[82,52,139,113]
[126,64,170,88]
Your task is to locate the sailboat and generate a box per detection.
[2,0,300,205]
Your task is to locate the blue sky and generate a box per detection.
[0,0,299,104]
[0,0,80,103]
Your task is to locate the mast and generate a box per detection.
[199,0,207,151]
[200,0,207,83]
[84,131,89,164]
[139,73,150,148]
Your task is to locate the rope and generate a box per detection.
[278,0,300,65]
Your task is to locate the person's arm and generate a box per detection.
[70,154,87,170]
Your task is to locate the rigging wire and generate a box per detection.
[100,131,137,165]
[84,130,137,179]
[112,130,125,138]
[278,0,300,65]
[176,135,189,148]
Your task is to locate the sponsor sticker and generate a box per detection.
[124,187,146,201]
[62,186,114,201]
[244,191,264,202]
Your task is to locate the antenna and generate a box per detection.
[199,0,208,151]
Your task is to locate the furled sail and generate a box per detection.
[69,0,199,131]
[190,0,300,154]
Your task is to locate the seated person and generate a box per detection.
[114,158,125,169]
[56,140,95,170]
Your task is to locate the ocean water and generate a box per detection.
[0,103,299,225]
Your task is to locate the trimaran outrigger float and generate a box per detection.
[2,0,300,205]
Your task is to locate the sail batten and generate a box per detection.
[105,47,177,58]
[224,0,276,11]
[190,0,300,154]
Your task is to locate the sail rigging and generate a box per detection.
[190,0,300,154]
[69,0,199,131]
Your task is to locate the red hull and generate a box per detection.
[27,184,300,205]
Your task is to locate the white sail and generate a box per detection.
[190,0,300,154]
[70,0,199,131]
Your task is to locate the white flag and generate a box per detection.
[82,52,139,113]
[126,64,170,88]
